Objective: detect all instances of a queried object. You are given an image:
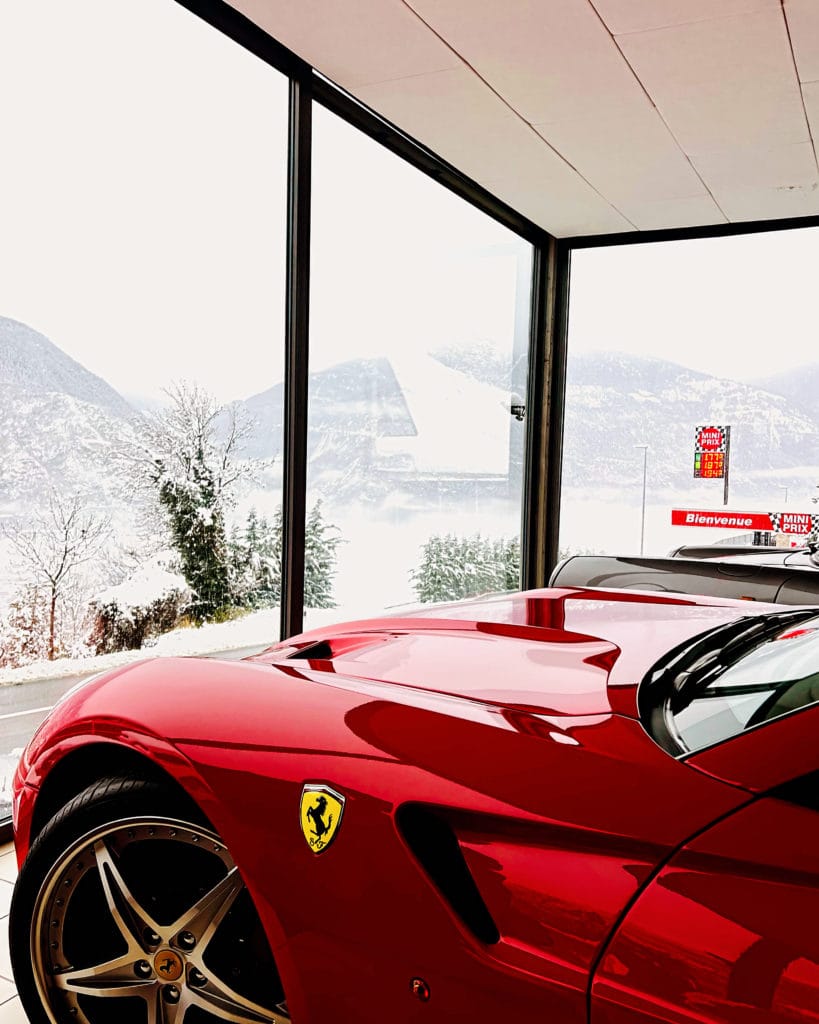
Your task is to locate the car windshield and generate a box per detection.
[643,609,819,754]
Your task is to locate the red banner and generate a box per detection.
[672,509,773,530]
[777,512,814,534]
[671,509,819,535]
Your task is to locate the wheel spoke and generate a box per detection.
[150,986,190,1024]
[94,839,165,952]
[171,866,243,954]
[189,975,283,1024]
[53,955,155,999]
[146,988,160,1024]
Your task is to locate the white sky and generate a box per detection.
[0,0,288,403]
[569,227,819,381]
[2,0,819,403]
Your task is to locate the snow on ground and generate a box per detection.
[0,603,376,687]
[93,556,189,610]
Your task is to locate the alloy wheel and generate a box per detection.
[30,816,289,1024]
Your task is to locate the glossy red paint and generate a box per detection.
[252,586,774,719]
[688,702,819,792]
[13,587,810,1022]
[593,797,819,1024]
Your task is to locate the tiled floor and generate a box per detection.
[0,843,25,1022]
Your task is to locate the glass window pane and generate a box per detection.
[307,104,533,625]
[560,228,819,559]
[0,0,287,818]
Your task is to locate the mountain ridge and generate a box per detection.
[3,317,819,514]
[0,316,133,420]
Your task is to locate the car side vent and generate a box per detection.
[288,641,333,660]
[397,805,500,945]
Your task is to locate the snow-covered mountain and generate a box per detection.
[749,363,819,422]
[563,351,819,499]
[3,314,819,517]
[0,317,132,418]
[0,317,139,510]
[236,353,518,504]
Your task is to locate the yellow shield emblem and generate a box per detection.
[299,784,345,854]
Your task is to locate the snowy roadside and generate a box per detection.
[0,604,367,687]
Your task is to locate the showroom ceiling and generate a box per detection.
[226,0,819,238]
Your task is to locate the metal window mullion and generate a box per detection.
[280,73,312,640]
[521,239,571,590]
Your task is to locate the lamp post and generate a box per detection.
[780,486,789,505]
[635,444,649,556]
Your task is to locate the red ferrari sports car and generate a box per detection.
[10,586,819,1024]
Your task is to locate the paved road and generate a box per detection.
[0,644,269,756]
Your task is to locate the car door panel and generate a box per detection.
[688,704,819,792]
[592,796,819,1024]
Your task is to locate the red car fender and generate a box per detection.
[14,651,757,1022]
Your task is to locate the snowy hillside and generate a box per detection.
[237,353,518,503]
[750,362,819,422]
[563,351,819,498]
[0,317,132,419]
[0,317,140,512]
[4,315,819,522]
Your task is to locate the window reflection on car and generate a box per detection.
[644,611,819,754]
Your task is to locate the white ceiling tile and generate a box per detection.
[799,81,819,171]
[619,11,810,151]
[785,0,819,84]
[535,106,707,204]
[617,8,793,91]
[356,67,534,182]
[714,182,819,221]
[656,76,809,151]
[227,0,459,87]
[497,180,635,236]
[618,195,727,230]
[691,142,818,190]
[404,0,647,125]
[356,68,634,236]
[226,0,819,235]
[592,0,776,37]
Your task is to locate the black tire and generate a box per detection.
[10,776,289,1024]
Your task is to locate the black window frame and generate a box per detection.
[174,0,562,638]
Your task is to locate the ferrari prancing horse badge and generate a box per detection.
[299,784,345,854]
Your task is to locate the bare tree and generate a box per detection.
[2,492,110,660]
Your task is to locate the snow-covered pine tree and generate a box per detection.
[500,535,521,591]
[159,457,232,621]
[411,532,521,603]
[228,522,253,608]
[242,508,281,608]
[411,533,463,602]
[304,500,340,608]
[259,508,283,606]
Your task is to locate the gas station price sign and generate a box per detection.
[694,451,725,478]
[694,425,729,479]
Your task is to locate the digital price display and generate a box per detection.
[694,451,725,479]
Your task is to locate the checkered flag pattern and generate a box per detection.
[694,425,728,453]
[768,511,819,539]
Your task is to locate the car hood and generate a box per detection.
[249,587,771,719]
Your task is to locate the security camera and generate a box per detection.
[510,394,526,421]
